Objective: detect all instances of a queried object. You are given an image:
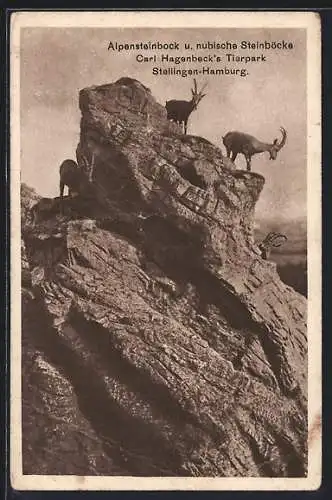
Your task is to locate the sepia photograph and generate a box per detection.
[10,11,321,491]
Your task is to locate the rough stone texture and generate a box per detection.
[21,78,307,477]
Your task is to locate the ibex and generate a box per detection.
[258,231,287,260]
[222,127,287,171]
[59,159,92,213]
[165,79,207,134]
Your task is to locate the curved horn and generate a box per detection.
[193,78,198,94]
[276,126,287,151]
[263,232,278,244]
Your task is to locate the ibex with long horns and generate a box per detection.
[165,79,207,135]
[258,232,288,260]
[222,127,287,171]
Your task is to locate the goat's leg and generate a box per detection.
[60,180,65,214]
[184,119,188,135]
[226,147,231,158]
[245,156,252,171]
[231,152,238,162]
[60,180,65,199]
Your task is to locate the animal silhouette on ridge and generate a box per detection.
[165,79,207,135]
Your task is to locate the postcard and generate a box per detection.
[10,10,321,491]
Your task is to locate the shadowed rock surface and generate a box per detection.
[21,77,307,477]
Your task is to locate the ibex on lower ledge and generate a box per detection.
[165,79,207,135]
[222,127,287,171]
[258,232,287,260]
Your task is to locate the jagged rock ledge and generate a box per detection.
[22,77,307,477]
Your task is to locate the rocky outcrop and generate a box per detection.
[22,78,307,477]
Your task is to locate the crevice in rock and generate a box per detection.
[176,161,208,190]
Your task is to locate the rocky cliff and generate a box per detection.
[21,77,307,477]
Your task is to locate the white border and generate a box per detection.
[10,10,322,491]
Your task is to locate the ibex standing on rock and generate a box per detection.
[165,79,207,135]
[222,127,287,171]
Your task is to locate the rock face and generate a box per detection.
[22,78,307,477]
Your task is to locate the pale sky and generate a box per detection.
[20,27,307,220]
